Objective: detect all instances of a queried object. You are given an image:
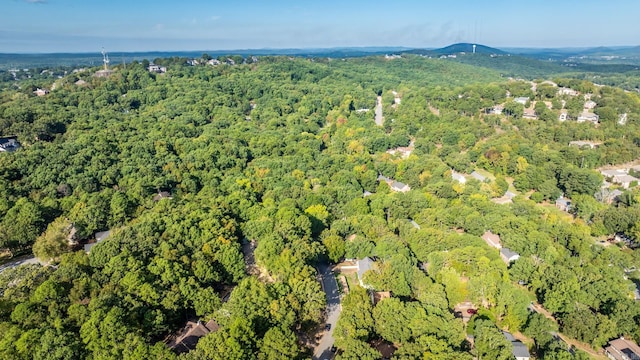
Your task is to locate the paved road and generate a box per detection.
[0,255,42,274]
[313,263,341,360]
[374,96,383,126]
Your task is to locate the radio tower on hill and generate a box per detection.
[95,47,115,77]
[102,48,110,71]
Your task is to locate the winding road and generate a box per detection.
[313,263,341,360]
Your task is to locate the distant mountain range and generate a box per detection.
[406,43,507,56]
[1,43,639,72]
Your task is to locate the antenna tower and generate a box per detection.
[101,48,110,71]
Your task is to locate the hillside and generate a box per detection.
[0,55,639,360]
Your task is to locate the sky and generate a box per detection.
[2,0,639,53]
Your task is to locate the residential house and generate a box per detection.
[153,191,173,201]
[601,170,639,189]
[0,137,20,152]
[605,189,624,204]
[167,319,219,354]
[451,170,467,184]
[523,108,537,119]
[390,180,410,193]
[482,231,502,249]
[378,174,411,192]
[577,112,599,124]
[148,63,167,73]
[555,197,572,212]
[558,87,579,96]
[514,97,529,105]
[569,140,601,149]
[559,110,568,122]
[584,100,597,109]
[84,230,110,253]
[74,79,87,86]
[604,337,640,360]
[601,169,627,178]
[487,104,504,115]
[470,171,487,182]
[504,332,531,360]
[34,88,49,96]
[615,175,639,189]
[500,248,520,264]
[357,257,375,288]
[207,59,221,66]
[386,141,413,159]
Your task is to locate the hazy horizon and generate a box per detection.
[3,0,639,53]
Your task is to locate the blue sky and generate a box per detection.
[2,0,639,53]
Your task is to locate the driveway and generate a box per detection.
[313,263,341,360]
[0,255,42,274]
[375,96,383,126]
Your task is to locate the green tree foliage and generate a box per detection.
[1,54,640,359]
[32,217,73,262]
[473,320,513,360]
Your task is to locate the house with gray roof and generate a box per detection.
[357,257,375,288]
[555,197,572,212]
[500,248,520,264]
[0,137,20,152]
[390,181,410,193]
[514,97,529,105]
[378,174,410,192]
[503,331,531,360]
[577,112,599,124]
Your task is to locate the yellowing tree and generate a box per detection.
[33,217,74,262]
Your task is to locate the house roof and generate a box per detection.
[503,331,516,342]
[153,191,172,201]
[95,230,110,242]
[0,137,20,152]
[512,341,531,358]
[601,169,626,177]
[500,247,520,260]
[391,181,409,191]
[606,338,640,360]
[482,231,501,248]
[357,257,374,280]
[614,175,638,184]
[168,319,219,354]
